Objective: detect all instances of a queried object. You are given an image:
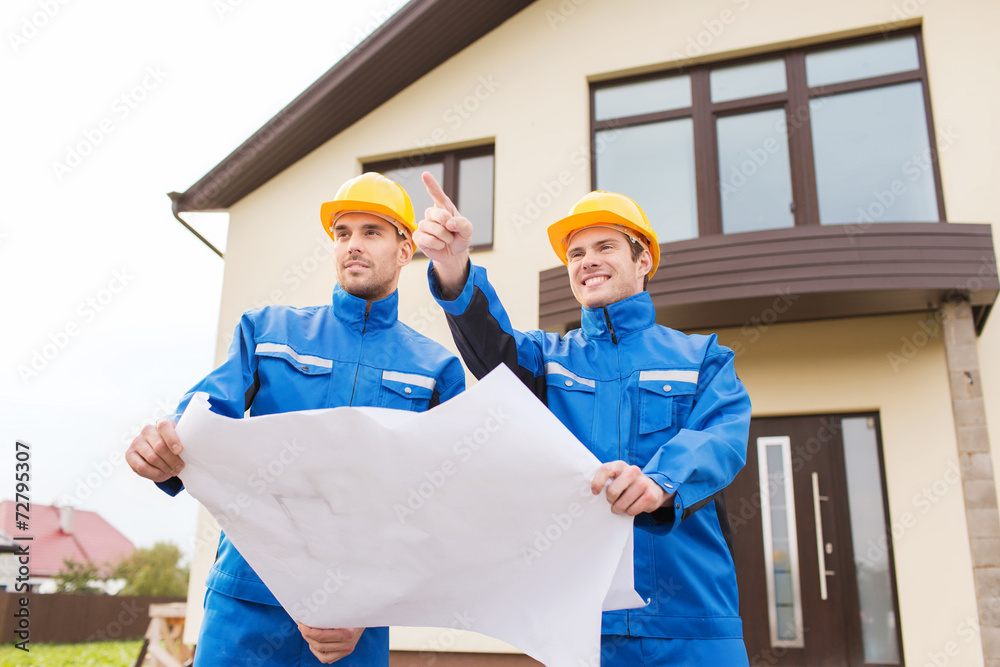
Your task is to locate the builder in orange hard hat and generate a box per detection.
[127,172,465,667]
[416,172,751,666]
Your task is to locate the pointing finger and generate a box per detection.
[421,171,457,216]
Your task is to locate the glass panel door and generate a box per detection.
[725,414,903,665]
[842,417,901,663]
[757,436,805,647]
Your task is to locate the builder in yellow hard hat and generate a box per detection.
[127,172,465,667]
[416,172,751,666]
[546,189,661,301]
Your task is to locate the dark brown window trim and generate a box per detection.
[589,27,945,236]
[593,106,693,130]
[915,33,949,222]
[805,68,922,98]
[709,91,789,115]
[785,51,819,228]
[365,144,496,253]
[692,69,718,237]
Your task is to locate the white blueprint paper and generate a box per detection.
[175,365,645,666]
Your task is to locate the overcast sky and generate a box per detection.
[2,0,408,562]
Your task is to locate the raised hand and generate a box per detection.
[413,171,473,297]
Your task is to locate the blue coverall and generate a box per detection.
[430,263,752,666]
[157,285,465,666]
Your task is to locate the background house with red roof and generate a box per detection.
[0,501,134,593]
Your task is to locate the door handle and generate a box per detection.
[812,472,835,600]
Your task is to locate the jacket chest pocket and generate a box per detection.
[637,370,699,435]
[256,343,334,374]
[544,362,598,448]
[378,370,436,412]
[254,343,333,409]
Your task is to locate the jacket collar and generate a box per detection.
[581,291,657,341]
[331,284,398,330]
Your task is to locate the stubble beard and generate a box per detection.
[344,275,394,301]
[338,262,397,302]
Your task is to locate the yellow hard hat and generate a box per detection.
[547,191,660,277]
[320,172,416,241]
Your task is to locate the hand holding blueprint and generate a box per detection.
[175,365,644,666]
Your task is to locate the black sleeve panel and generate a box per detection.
[682,489,724,522]
[445,286,547,405]
[244,369,260,412]
[714,492,736,561]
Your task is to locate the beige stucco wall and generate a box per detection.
[190,0,999,660]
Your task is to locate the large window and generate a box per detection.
[591,31,945,241]
[365,145,495,251]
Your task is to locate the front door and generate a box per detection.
[724,414,904,666]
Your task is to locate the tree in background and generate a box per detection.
[54,558,106,594]
[114,542,189,597]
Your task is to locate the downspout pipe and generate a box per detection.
[168,192,224,259]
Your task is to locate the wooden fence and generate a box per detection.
[0,592,185,644]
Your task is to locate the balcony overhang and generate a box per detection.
[539,223,998,334]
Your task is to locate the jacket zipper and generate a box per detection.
[348,312,369,406]
[601,307,622,458]
[604,306,630,635]
[603,307,618,345]
[602,307,621,460]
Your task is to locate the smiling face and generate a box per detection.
[332,212,413,302]
[566,226,652,309]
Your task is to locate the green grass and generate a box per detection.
[0,640,143,666]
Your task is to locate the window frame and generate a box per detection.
[365,144,496,252]
[589,29,946,238]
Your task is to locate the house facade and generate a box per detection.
[172,0,1000,664]
[0,503,134,594]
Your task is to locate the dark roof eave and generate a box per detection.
[174,0,535,213]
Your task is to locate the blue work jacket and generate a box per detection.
[157,285,466,606]
[431,263,751,640]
